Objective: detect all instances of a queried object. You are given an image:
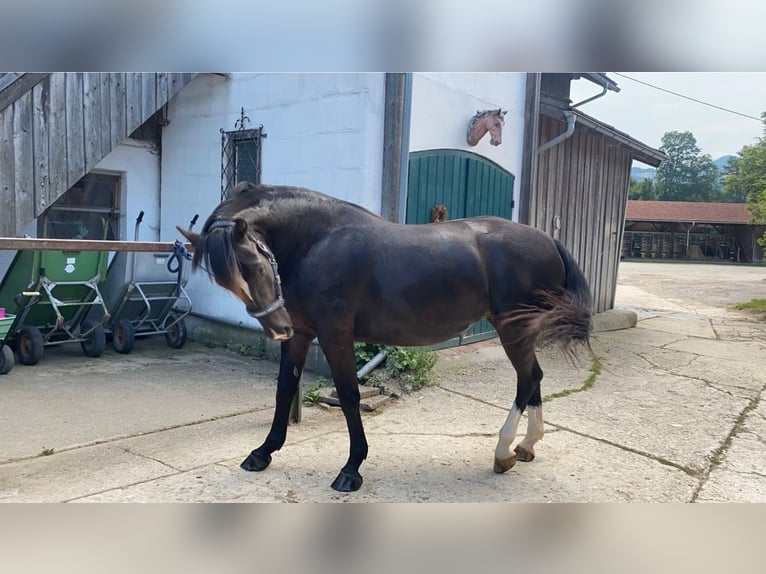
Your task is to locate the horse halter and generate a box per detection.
[208,220,285,318]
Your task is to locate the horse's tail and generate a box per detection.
[500,239,593,357]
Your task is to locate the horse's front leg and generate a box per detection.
[241,333,312,472]
[318,332,368,492]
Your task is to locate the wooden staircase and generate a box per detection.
[0,73,197,237]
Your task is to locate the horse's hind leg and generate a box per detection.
[492,331,544,473]
[514,386,544,462]
[241,333,312,472]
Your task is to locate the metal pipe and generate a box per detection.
[571,83,608,109]
[537,110,577,154]
[357,350,388,380]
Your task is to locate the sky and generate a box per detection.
[569,73,766,164]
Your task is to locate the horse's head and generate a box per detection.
[177,218,294,341]
[486,109,507,146]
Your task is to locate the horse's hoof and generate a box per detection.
[240,451,271,472]
[331,468,363,492]
[494,454,517,473]
[514,445,536,462]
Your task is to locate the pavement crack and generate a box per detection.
[659,337,692,350]
[0,406,273,467]
[709,319,720,340]
[542,359,601,403]
[690,382,765,503]
[634,351,736,398]
[118,446,180,472]
[730,468,766,480]
[440,358,600,407]
[63,471,180,502]
[369,431,497,439]
[437,386,509,412]
[544,421,698,477]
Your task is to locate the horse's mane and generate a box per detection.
[193,182,378,288]
[192,220,240,291]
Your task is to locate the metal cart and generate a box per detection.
[0,223,110,367]
[95,211,196,354]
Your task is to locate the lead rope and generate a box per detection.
[167,240,193,296]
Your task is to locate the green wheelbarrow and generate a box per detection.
[0,236,110,368]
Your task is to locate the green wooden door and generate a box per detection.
[406,149,515,345]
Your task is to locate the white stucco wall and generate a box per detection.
[408,73,527,221]
[93,139,161,241]
[158,73,387,329]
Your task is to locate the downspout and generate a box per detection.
[536,78,610,155]
[571,83,608,109]
[396,73,413,224]
[538,110,577,154]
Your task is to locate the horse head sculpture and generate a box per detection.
[467,108,507,146]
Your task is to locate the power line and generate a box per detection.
[613,73,763,123]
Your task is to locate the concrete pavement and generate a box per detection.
[0,261,764,502]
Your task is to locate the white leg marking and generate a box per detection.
[495,404,522,461]
[517,405,544,452]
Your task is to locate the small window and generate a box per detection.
[40,173,120,240]
[221,126,264,202]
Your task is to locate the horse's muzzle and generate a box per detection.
[257,322,293,341]
[272,328,293,341]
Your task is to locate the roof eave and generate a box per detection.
[539,102,666,167]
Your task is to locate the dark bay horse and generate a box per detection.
[178,182,592,492]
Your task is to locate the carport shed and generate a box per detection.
[623,200,765,263]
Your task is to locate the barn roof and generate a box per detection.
[626,201,752,224]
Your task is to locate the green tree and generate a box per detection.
[628,177,657,200]
[720,156,749,202]
[655,131,721,202]
[724,113,766,244]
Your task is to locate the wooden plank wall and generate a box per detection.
[531,115,632,313]
[0,73,196,237]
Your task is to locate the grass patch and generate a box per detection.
[735,298,766,311]
[39,447,55,456]
[225,339,267,358]
[354,342,438,392]
[303,377,331,406]
[543,358,602,402]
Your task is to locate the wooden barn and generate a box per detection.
[518,73,666,313]
[623,200,765,263]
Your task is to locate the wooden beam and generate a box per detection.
[0,237,194,253]
[0,73,50,113]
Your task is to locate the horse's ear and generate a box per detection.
[233,218,248,243]
[176,226,200,247]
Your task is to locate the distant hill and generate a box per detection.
[631,166,657,181]
[714,155,736,171]
[630,154,736,181]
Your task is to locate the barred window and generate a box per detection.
[221,126,264,202]
[40,173,120,240]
